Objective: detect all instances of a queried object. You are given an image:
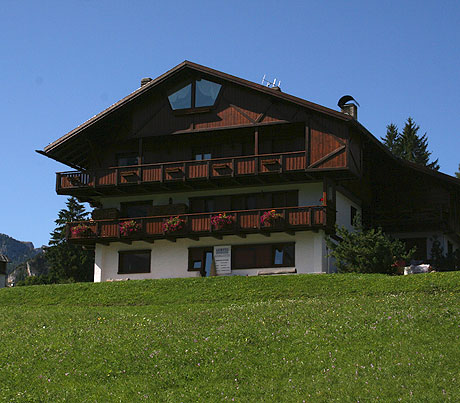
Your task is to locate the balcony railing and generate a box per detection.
[67,205,334,244]
[56,151,310,195]
[371,205,457,233]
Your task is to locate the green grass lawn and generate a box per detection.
[1,273,459,402]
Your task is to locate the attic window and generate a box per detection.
[168,79,221,111]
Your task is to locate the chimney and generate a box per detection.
[337,95,359,120]
[141,77,152,87]
[341,103,358,120]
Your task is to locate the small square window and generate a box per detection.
[118,250,151,274]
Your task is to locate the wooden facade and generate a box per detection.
[39,61,460,275]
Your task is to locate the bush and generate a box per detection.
[430,237,460,271]
[326,215,414,274]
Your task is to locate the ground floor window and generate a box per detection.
[189,243,295,273]
[232,243,295,269]
[118,250,151,274]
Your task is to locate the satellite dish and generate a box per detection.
[338,95,360,109]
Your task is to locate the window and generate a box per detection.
[232,243,295,269]
[168,79,221,111]
[168,83,192,110]
[189,190,298,213]
[117,153,138,167]
[120,201,152,218]
[195,153,212,160]
[118,250,151,274]
[195,79,221,107]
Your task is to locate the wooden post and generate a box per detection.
[138,138,143,164]
[305,120,310,168]
[254,128,259,155]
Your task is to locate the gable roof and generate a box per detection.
[37,60,460,190]
[40,60,352,156]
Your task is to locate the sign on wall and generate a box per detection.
[213,245,231,275]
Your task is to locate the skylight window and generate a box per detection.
[195,79,221,107]
[168,79,221,110]
[168,83,192,110]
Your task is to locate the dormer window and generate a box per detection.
[168,79,221,111]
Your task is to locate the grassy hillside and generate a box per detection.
[1,273,459,402]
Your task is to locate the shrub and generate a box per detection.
[326,215,414,274]
[430,237,460,271]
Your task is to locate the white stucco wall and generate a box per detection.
[91,182,358,281]
[94,230,328,282]
[335,191,361,232]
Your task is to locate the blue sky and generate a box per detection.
[1,0,459,247]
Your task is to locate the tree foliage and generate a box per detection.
[326,216,414,274]
[429,238,460,272]
[43,197,94,283]
[381,117,439,170]
[455,164,460,179]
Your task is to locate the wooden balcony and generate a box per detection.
[371,205,457,234]
[67,205,335,245]
[56,151,349,197]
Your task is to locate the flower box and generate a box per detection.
[119,220,141,236]
[71,223,92,237]
[162,216,185,233]
[210,213,234,230]
[260,210,283,226]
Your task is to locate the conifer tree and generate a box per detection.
[382,123,401,155]
[455,164,460,179]
[381,117,439,170]
[44,197,94,283]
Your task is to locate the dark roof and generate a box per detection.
[41,60,352,155]
[38,60,460,189]
[351,119,460,188]
[0,254,10,263]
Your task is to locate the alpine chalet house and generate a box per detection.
[38,61,460,281]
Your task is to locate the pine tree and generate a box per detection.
[381,117,439,170]
[382,123,401,155]
[44,197,94,283]
[455,164,460,179]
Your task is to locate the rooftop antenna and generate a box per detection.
[261,74,281,89]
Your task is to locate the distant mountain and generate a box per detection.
[8,253,49,285]
[0,233,43,274]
